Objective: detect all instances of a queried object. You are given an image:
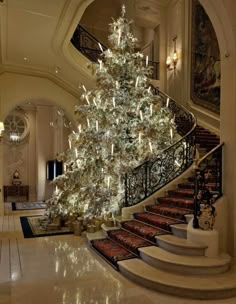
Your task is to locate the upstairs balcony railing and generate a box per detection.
[71,24,160,80]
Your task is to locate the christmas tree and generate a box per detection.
[46,6,176,220]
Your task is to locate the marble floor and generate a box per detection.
[0,203,236,304]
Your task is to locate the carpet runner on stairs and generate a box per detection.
[90,125,220,270]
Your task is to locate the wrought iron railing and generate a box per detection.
[193,143,223,228]
[71,25,160,80]
[123,89,197,207]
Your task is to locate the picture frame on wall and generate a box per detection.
[191,0,221,114]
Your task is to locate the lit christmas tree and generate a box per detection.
[46,6,176,221]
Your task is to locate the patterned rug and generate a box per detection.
[107,229,152,254]
[122,220,168,242]
[146,204,191,221]
[12,202,46,211]
[20,216,73,238]
[91,238,136,268]
[133,212,182,231]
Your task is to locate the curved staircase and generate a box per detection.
[88,125,236,299]
[70,25,235,300]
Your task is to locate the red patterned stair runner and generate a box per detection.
[91,238,136,268]
[133,212,182,231]
[107,229,152,254]
[122,220,169,242]
[145,204,191,221]
[91,125,220,269]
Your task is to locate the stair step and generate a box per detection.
[121,220,169,242]
[138,246,231,275]
[158,197,194,209]
[170,223,188,238]
[118,259,236,299]
[133,212,182,231]
[156,234,207,256]
[145,204,192,221]
[107,229,152,254]
[168,189,194,198]
[178,182,218,190]
[91,238,136,268]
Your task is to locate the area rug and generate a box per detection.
[20,216,73,238]
[12,202,46,211]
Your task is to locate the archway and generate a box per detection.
[199,0,236,256]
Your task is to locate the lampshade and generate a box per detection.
[0,122,4,132]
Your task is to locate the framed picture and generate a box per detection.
[191,0,221,113]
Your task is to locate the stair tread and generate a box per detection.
[170,223,188,230]
[138,246,231,267]
[118,259,236,290]
[156,234,207,249]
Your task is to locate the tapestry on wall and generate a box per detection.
[191,0,221,113]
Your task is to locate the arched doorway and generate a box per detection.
[198,0,236,256]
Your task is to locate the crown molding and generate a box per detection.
[0,63,83,99]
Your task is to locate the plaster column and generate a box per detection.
[27,108,37,201]
[36,105,54,201]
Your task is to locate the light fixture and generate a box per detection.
[55,66,60,74]
[0,121,4,142]
[166,36,178,71]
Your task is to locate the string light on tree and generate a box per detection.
[46,5,176,220]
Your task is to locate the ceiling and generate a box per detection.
[0,0,169,98]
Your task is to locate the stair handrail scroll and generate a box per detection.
[193,143,224,229]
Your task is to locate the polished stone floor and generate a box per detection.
[0,203,236,304]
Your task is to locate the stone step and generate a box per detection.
[158,197,194,210]
[145,204,192,221]
[170,223,188,239]
[121,220,169,243]
[178,182,218,190]
[133,212,182,232]
[155,234,207,256]
[138,246,231,275]
[107,229,153,255]
[118,259,236,299]
[168,189,194,198]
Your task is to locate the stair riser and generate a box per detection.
[119,264,236,300]
[170,225,187,239]
[168,192,194,198]
[139,251,230,275]
[158,200,194,210]
[156,238,205,256]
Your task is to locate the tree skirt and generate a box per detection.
[12,202,46,211]
[20,216,73,238]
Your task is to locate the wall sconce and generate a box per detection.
[0,121,4,142]
[166,36,178,71]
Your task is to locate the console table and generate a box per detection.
[3,185,29,202]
